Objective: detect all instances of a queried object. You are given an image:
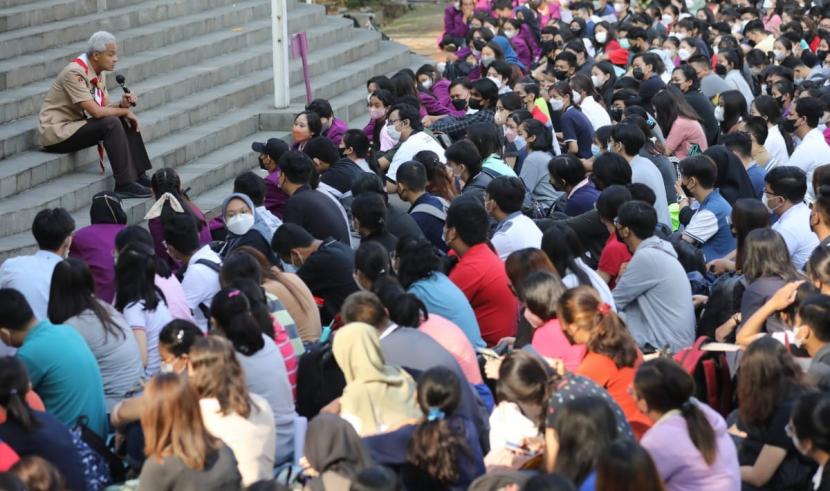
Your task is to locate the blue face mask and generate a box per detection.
[515,136,527,151]
[620,38,631,49]
[591,144,601,157]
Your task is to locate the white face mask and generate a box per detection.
[773,49,786,61]
[592,74,605,88]
[488,76,503,89]
[661,13,674,26]
[160,361,175,374]
[386,122,401,142]
[572,92,583,104]
[595,31,608,44]
[481,56,495,67]
[421,79,433,90]
[550,98,565,111]
[714,106,725,122]
[678,48,691,61]
[613,2,625,12]
[504,30,517,39]
[674,32,687,41]
[226,212,255,236]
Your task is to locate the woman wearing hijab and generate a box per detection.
[68,191,127,303]
[331,322,420,436]
[702,145,756,206]
[490,36,526,73]
[303,413,372,491]
[218,192,279,264]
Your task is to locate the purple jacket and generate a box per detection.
[324,117,348,146]
[510,36,533,71]
[420,90,450,116]
[519,24,541,60]
[265,169,289,219]
[433,79,465,117]
[443,5,468,38]
[68,223,125,304]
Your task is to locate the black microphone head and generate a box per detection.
[115,74,125,85]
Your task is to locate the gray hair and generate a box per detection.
[87,31,117,56]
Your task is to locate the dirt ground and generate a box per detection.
[382,2,447,63]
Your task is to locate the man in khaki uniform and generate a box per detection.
[38,31,152,198]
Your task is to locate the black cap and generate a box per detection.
[251,138,289,162]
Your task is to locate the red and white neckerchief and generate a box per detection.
[72,54,106,173]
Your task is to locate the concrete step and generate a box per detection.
[0,0,276,91]
[0,0,98,33]
[0,25,382,205]
[0,40,413,261]
[0,14,355,161]
[0,3,325,125]
[0,39,410,241]
[0,0,277,61]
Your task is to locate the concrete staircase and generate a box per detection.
[0,0,424,261]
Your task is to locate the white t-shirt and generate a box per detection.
[772,202,819,270]
[764,125,789,170]
[122,299,173,378]
[388,131,446,182]
[490,213,543,260]
[563,258,617,311]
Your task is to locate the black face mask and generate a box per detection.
[629,43,642,54]
[609,107,624,122]
[818,50,828,62]
[670,82,684,92]
[633,67,645,80]
[681,183,694,198]
[469,98,483,110]
[554,69,569,80]
[540,40,558,56]
[455,61,474,76]
[473,39,486,51]
[715,64,728,77]
[451,98,468,110]
[782,117,798,133]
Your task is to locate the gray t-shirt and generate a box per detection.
[137,443,241,491]
[700,73,733,101]
[236,334,297,465]
[520,150,563,211]
[64,302,143,411]
[630,155,671,227]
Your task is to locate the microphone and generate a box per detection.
[115,74,136,107]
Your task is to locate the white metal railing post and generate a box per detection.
[271,0,290,108]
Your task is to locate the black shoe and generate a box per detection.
[114,182,152,199]
[136,173,151,187]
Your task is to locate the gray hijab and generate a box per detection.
[221,192,272,244]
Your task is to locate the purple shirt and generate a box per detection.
[443,4,468,38]
[68,223,125,303]
[324,117,348,147]
[641,403,740,491]
[148,202,212,270]
[420,91,451,116]
[265,170,290,219]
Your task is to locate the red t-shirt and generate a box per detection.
[577,352,652,440]
[597,234,632,289]
[449,243,519,346]
[0,442,18,472]
[272,318,298,400]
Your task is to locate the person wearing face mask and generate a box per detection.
[271,223,358,324]
[549,82,595,159]
[485,60,513,95]
[551,51,578,82]
[549,154,599,217]
[500,18,532,69]
[676,155,736,261]
[765,166,820,270]
[716,50,754,108]
[745,21,776,54]
[218,193,278,266]
[279,151,351,245]
[611,201,696,352]
[387,103,447,189]
[430,78,499,141]
[631,53,667,110]
[485,177,543,260]
[415,65,452,118]
[364,89,396,155]
[671,66,720,146]
[788,392,830,490]
[0,208,75,324]
[306,98,347,147]
[445,140,490,204]
[570,73,612,131]
[785,97,830,201]
[514,82,551,127]
[688,54,734,102]
[810,189,830,248]
[519,119,562,211]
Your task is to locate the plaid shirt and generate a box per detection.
[430,108,496,141]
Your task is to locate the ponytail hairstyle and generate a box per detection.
[413,150,457,202]
[495,350,558,429]
[227,279,276,340]
[150,168,204,231]
[557,286,638,368]
[188,336,255,418]
[372,275,428,327]
[114,242,163,313]
[0,357,38,431]
[541,223,592,286]
[209,287,265,356]
[634,358,717,465]
[406,366,469,486]
[354,240,392,288]
[159,320,203,357]
[520,271,566,322]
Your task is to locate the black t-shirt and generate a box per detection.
[639,74,666,108]
[298,238,359,321]
[320,159,365,196]
[685,90,720,146]
[0,411,86,491]
[364,231,398,254]
[283,186,351,245]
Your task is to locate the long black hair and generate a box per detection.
[209,285,266,356]
[395,235,441,289]
[115,225,172,279]
[114,243,164,313]
[551,396,619,485]
[372,275,428,328]
[541,223,592,286]
[0,357,38,431]
[48,258,126,340]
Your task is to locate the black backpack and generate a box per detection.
[295,337,346,418]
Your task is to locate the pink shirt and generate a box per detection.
[154,274,195,323]
[531,318,586,372]
[419,313,483,384]
[665,116,708,160]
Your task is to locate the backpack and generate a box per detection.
[696,273,745,340]
[295,336,346,418]
[70,417,126,490]
[673,336,734,417]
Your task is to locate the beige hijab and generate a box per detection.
[332,322,420,436]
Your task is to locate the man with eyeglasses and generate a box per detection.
[385,103,446,194]
[765,166,819,270]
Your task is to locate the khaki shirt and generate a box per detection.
[37,60,109,147]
